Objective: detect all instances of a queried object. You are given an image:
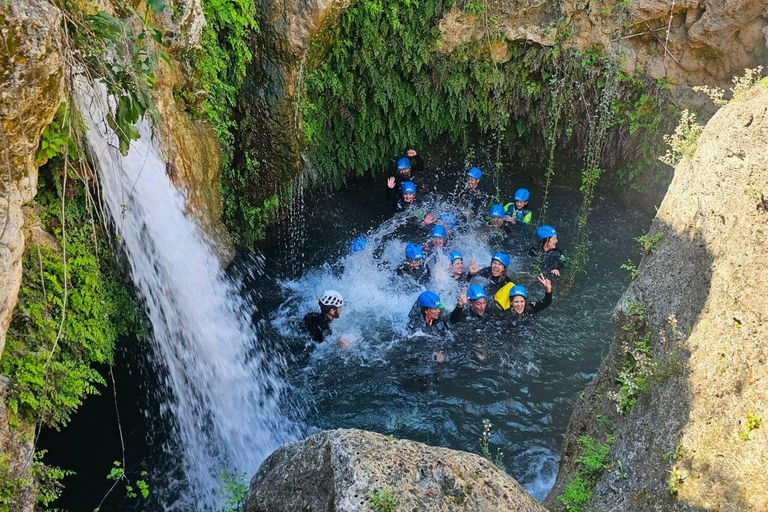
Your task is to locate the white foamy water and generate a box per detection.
[75,80,299,508]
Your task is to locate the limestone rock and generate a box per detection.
[157,0,206,52]
[0,0,64,358]
[545,85,768,511]
[246,429,548,512]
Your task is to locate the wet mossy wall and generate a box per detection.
[226,0,677,246]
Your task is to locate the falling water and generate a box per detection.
[74,80,299,508]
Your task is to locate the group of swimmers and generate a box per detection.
[302,150,565,347]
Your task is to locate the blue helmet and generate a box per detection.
[536,225,557,241]
[491,251,511,267]
[448,251,463,262]
[514,188,530,201]
[418,291,442,308]
[401,181,416,194]
[509,285,528,299]
[467,285,487,301]
[437,211,457,229]
[397,157,411,170]
[489,204,506,218]
[350,237,368,253]
[430,224,447,239]
[405,243,424,260]
[467,167,483,180]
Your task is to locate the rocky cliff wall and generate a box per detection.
[438,0,768,112]
[544,84,768,511]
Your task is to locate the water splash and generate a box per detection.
[74,79,299,508]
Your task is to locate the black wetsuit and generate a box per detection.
[407,303,449,335]
[396,262,431,283]
[449,304,488,324]
[456,187,490,217]
[302,312,332,342]
[530,247,565,275]
[468,267,512,295]
[508,291,552,327]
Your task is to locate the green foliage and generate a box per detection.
[2,146,137,430]
[609,306,683,414]
[32,450,75,507]
[35,103,84,166]
[216,472,249,512]
[195,0,258,143]
[301,0,558,181]
[366,488,399,512]
[558,435,615,512]
[103,461,149,500]
[635,232,662,254]
[620,259,638,281]
[66,0,169,154]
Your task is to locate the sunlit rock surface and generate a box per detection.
[545,85,768,511]
[246,429,548,512]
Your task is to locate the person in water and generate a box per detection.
[530,224,565,277]
[504,188,532,225]
[489,204,506,229]
[468,252,513,294]
[302,290,344,343]
[390,180,417,213]
[457,167,490,216]
[408,290,449,335]
[397,243,430,282]
[423,224,447,255]
[448,251,465,281]
[507,274,552,325]
[450,284,489,324]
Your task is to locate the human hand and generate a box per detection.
[336,336,351,349]
[434,351,445,363]
[504,215,516,224]
[458,287,468,307]
[422,212,436,225]
[551,269,560,277]
[469,260,479,274]
[387,176,396,189]
[538,273,552,293]
[407,149,417,157]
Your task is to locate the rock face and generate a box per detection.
[437,0,768,109]
[0,0,64,359]
[246,429,548,512]
[237,0,349,207]
[545,85,768,510]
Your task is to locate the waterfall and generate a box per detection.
[75,80,299,508]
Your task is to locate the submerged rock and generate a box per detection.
[246,429,547,512]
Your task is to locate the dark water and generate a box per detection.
[39,161,648,510]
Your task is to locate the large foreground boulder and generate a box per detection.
[246,429,547,512]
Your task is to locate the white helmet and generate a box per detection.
[319,290,344,308]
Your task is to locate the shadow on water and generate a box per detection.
[40,159,651,510]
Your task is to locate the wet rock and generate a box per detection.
[0,0,64,357]
[246,429,547,512]
[545,86,768,511]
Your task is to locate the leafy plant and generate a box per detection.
[659,110,703,167]
[366,488,399,512]
[693,66,765,107]
[635,232,662,254]
[216,472,249,512]
[620,259,638,281]
[558,435,615,512]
